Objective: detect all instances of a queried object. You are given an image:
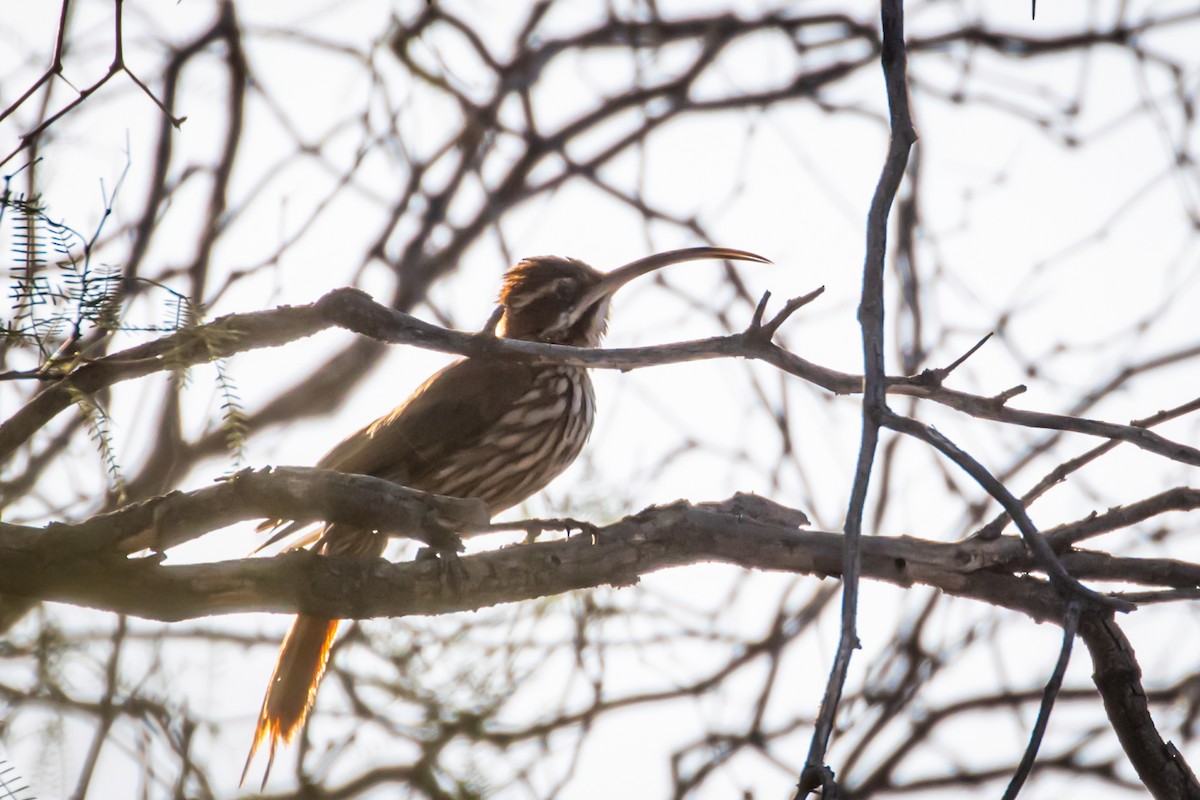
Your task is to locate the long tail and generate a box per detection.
[241,615,340,788]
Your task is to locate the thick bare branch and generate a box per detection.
[1078,613,1200,799]
[0,466,486,558]
[0,497,1107,624]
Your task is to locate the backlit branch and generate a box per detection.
[1,497,1179,623]
[6,286,1199,474]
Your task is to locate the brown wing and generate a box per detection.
[315,356,540,491]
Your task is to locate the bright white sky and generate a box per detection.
[2,1,1199,798]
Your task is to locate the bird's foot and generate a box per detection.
[519,517,599,544]
[416,545,469,591]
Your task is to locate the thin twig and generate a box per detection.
[989,384,1028,404]
[887,413,1134,613]
[1046,486,1200,549]
[750,290,772,329]
[70,614,127,798]
[976,395,1200,539]
[0,0,72,127]
[759,286,826,339]
[908,331,993,386]
[0,0,184,169]
[797,2,915,796]
[1001,601,1081,800]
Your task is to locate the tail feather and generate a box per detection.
[241,615,340,788]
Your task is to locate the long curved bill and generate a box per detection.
[555,246,771,334]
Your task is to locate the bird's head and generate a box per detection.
[497,247,770,347]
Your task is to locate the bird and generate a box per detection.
[241,246,770,786]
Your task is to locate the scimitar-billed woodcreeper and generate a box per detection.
[242,246,770,786]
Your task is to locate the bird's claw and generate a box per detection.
[416,546,469,592]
